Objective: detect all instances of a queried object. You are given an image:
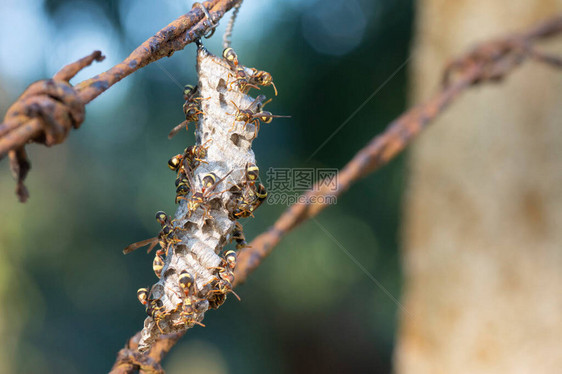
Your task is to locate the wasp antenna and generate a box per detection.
[230,289,241,301]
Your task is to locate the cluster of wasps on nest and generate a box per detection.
[124,44,288,351]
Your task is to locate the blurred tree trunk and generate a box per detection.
[395,1,562,373]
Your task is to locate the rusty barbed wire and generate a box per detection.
[0,0,240,202]
[109,15,562,372]
[2,51,104,202]
[234,14,562,285]
[111,331,182,374]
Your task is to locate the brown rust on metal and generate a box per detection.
[110,330,186,374]
[0,50,104,201]
[108,13,562,374]
[233,15,562,286]
[9,147,31,202]
[0,0,240,201]
[75,0,238,104]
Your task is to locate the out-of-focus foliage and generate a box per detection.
[0,0,412,372]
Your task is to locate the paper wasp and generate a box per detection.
[123,211,179,256]
[179,170,233,218]
[231,68,259,93]
[137,288,149,306]
[230,95,289,138]
[150,290,181,332]
[211,275,240,304]
[179,270,195,297]
[232,182,268,219]
[137,287,168,332]
[249,68,278,96]
[137,287,166,326]
[223,47,278,95]
[208,291,227,310]
[168,143,208,173]
[209,250,236,283]
[229,94,267,126]
[224,250,237,270]
[245,162,259,183]
[168,141,211,175]
[173,271,206,327]
[223,47,239,68]
[222,47,259,92]
[168,154,184,171]
[230,221,248,249]
[182,141,210,170]
[252,183,267,210]
[175,173,191,204]
[205,277,239,309]
[168,84,208,139]
[153,253,165,278]
[174,297,205,328]
[204,249,240,307]
[202,172,218,190]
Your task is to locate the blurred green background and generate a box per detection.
[0,0,412,372]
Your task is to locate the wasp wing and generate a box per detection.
[123,237,158,254]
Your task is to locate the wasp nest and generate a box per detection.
[132,45,281,351]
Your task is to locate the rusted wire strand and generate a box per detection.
[223,0,243,49]
[109,15,562,372]
[234,14,562,284]
[0,0,240,201]
[111,331,183,374]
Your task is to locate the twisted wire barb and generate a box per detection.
[109,14,562,373]
[2,51,104,202]
[0,0,240,201]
